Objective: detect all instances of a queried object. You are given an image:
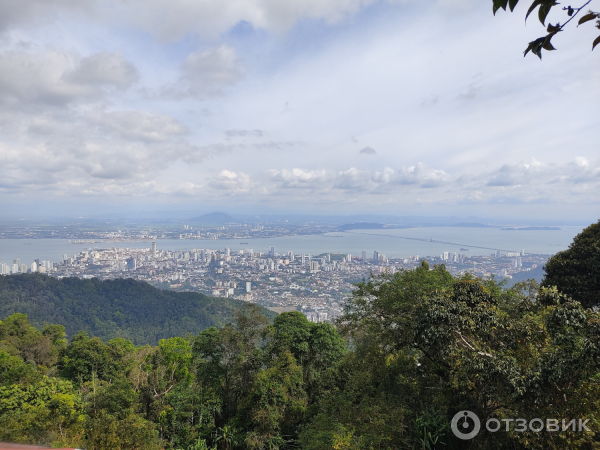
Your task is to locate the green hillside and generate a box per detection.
[0,274,273,345]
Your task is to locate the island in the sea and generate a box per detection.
[501,226,561,231]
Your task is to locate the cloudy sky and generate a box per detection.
[0,0,598,220]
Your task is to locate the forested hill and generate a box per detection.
[0,274,273,345]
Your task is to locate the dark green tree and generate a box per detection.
[542,220,600,309]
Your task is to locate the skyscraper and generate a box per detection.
[362,250,367,261]
[152,241,157,257]
[246,281,252,293]
[373,251,379,263]
[269,246,275,257]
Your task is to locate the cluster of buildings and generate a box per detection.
[1,242,548,323]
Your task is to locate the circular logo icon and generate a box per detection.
[451,410,481,440]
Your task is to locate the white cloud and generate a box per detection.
[0,49,138,106]
[269,168,332,188]
[88,110,188,142]
[209,170,253,194]
[175,46,244,98]
[63,51,139,89]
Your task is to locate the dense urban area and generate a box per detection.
[1,228,546,323]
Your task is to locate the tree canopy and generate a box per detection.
[542,219,600,308]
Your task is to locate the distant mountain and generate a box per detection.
[450,223,494,228]
[0,274,275,345]
[188,212,240,225]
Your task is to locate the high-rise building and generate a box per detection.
[152,242,157,257]
[31,261,38,273]
[13,258,20,266]
[21,264,27,273]
[301,254,306,265]
[347,253,352,262]
[362,250,367,261]
[201,249,206,261]
[246,281,252,293]
[225,248,231,256]
[373,251,379,262]
[126,257,136,270]
[12,264,19,274]
[310,260,320,272]
[521,249,525,256]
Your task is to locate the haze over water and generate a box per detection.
[0,226,585,266]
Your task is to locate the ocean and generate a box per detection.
[0,225,586,266]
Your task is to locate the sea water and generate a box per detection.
[0,225,586,266]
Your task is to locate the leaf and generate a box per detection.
[493,0,509,14]
[526,0,544,22]
[578,13,598,25]
[509,0,520,11]
[524,36,546,59]
[538,1,558,25]
[593,35,600,50]
[542,33,557,51]
[547,23,561,32]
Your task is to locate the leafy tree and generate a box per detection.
[59,331,132,382]
[0,350,39,386]
[266,312,346,401]
[84,378,161,450]
[0,376,85,447]
[492,0,600,58]
[542,219,600,308]
[0,313,66,369]
[237,351,307,449]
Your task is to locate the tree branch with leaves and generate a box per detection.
[492,0,600,58]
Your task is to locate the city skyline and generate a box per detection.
[0,1,598,220]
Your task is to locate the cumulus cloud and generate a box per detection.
[89,110,188,142]
[62,51,139,89]
[383,164,452,187]
[165,45,243,98]
[268,168,332,188]
[0,0,88,33]
[0,49,138,106]
[209,170,252,194]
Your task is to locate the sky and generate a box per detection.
[0,0,598,221]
